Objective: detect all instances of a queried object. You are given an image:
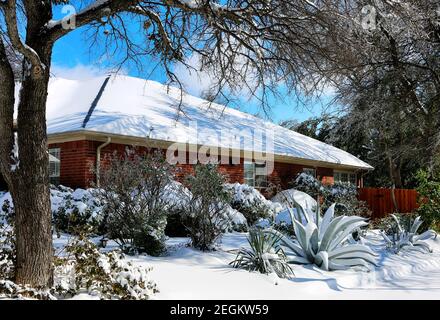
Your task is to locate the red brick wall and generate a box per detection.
[49,139,337,190]
[164,151,244,184]
[50,140,95,188]
[268,162,303,189]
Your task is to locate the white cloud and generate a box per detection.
[50,63,126,80]
[173,54,216,97]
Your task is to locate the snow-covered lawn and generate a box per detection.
[54,231,440,300]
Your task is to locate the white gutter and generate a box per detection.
[96,137,111,187]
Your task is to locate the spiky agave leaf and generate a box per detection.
[320,216,366,251]
[266,228,306,258]
[327,218,369,251]
[264,203,377,271]
[415,229,437,241]
[319,204,335,237]
[292,199,320,226]
[410,216,423,234]
[382,215,437,254]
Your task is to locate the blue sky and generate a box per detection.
[50,6,333,125]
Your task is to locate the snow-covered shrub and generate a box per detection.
[165,192,248,237]
[95,150,174,256]
[183,164,232,251]
[163,181,193,237]
[0,193,14,219]
[0,207,56,299]
[53,232,158,300]
[380,214,437,254]
[224,206,248,232]
[327,182,371,218]
[0,204,15,282]
[271,219,295,237]
[51,186,103,236]
[291,172,327,200]
[0,187,104,237]
[224,183,282,226]
[265,201,377,271]
[0,280,56,300]
[230,228,293,279]
[271,188,317,212]
[374,213,412,235]
[271,189,316,233]
[291,173,370,218]
[165,209,189,237]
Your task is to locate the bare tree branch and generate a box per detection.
[1,0,44,72]
[0,36,16,183]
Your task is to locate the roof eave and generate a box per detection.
[48,130,373,171]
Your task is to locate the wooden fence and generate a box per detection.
[358,188,419,219]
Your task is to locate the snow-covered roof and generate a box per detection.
[29,75,371,170]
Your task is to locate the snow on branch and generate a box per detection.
[1,0,45,73]
[46,0,128,40]
[10,132,19,172]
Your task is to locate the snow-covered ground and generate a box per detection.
[53,231,440,300]
[5,185,439,300]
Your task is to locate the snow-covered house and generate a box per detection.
[2,75,372,191]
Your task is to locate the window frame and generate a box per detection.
[334,170,357,185]
[49,147,61,185]
[243,161,255,187]
[243,160,267,189]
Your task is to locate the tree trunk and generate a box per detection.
[390,184,399,213]
[0,1,57,289]
[13,39,54,287]
[386,153,403,189]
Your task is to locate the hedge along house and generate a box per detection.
[4,75,372,192]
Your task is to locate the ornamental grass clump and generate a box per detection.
[230,228,293,279]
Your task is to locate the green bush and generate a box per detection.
[95,150,174,256]
[183,164,232,251]
[415,169,440,232]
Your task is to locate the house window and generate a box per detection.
[49,148,61,185]
[334,171,356,185]
[244,161,267,188]
[303,168,316,177]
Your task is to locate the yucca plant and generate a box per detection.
[380,214,437,254]
[266,201,377,271]
[230,228,294,279]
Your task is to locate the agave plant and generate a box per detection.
[380,214,437,254]
[230,228,294,279]
[266,201,377,271]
